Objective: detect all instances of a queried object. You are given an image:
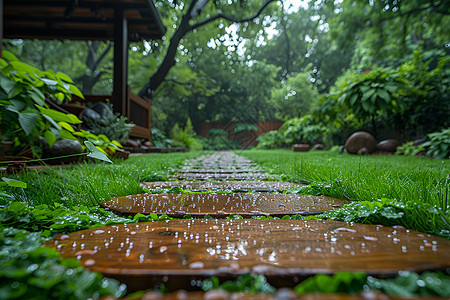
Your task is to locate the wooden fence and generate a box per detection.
[200,121,284,148]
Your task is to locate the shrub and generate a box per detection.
[170,118,202,151]
[256,130,282,149]
[150,128,173,148]
[200,129,240,150]
[422,128,450,159]
[0,51,84,157]
[82,102,134,143]
[395,142,424,156]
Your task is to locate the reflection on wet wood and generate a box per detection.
[170,173,272,180]
[101,193,347,217]
[141,181,303,192]
[177,169,265,174]
[47,219,450,291]
[116,290,445,300]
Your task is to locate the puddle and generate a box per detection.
[102,193,348,217]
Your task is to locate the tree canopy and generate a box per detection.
[4,0,449,140]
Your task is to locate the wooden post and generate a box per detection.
[0,0,3,55]
[113,8,128,117]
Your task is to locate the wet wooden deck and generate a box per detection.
[46,219,450,291]
[102,193,347,217]
[141,180,302,192]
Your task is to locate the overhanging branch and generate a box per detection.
[165,78,194,86]
[189,0,277,31]
[381,1,447,21]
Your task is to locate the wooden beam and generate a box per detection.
[113,8,128,116]
[0,0,3,55]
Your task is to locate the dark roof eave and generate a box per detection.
[144,0,166,39]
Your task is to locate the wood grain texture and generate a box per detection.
[141,181,303,192]
[101,193,347,217]
[47,219,450,290]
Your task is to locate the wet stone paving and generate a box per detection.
[47,151,450,298]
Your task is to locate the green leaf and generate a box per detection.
[377,89,391,102]
[41,78,58,86]
[58,121,75,132]
[18,111,38,135]
[2,50,20,62]
[2,177,27,188]
[69,84,85,99]
[44,130,56,148]
[59,129,77,140]
[361,89,376,102]
[349,93,358,106]
[37,106,82,124]
[84,141,112,163]
[42,114,61,130]
[111,140,122,148]
[0,74,16,94]
[27,88,45,106]
[56,72,74,83]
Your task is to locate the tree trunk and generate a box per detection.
[138,1,197,98]
[138,0,278,99]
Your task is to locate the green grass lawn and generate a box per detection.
[237,149,449,238]
[1,150,449,298]
[1,151,201,207]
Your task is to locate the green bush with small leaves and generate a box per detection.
[422,127,450,159]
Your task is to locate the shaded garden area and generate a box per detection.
[1,0,450,299]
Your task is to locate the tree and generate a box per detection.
[247,3,354,93]
[138,0,279,98]
[75,41,112,94]
[270,71,320,121]
[325,0,450,64]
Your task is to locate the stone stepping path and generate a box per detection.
[181,151,258,170]
[174,151,273,180]
[46,219,450,292]
[170,172,272,180]
[141,180,302,192]
[47,151,450,297]
[101,193,347,217]
[121,290,444,300]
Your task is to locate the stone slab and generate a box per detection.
[101,193,347,217]
[46,219,450,291]
[141,181,303,192]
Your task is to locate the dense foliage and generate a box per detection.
[4,1,448,147]
[0,227,126,299]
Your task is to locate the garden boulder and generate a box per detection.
[293,144,310,151]
[90,102,115,119]
[81,107,101,120]
[345,131,376,154]
[46,139,83,164]
[376,139,401,152]
[313,144,325,150]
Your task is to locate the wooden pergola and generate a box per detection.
[0,0,166,140]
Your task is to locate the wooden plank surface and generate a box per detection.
[101,193,347,217]
[170,173,272,180]
[141,181,303,192]
[113,290,446,300]
[46,219,450,291]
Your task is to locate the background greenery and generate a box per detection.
[3,0,448,149]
